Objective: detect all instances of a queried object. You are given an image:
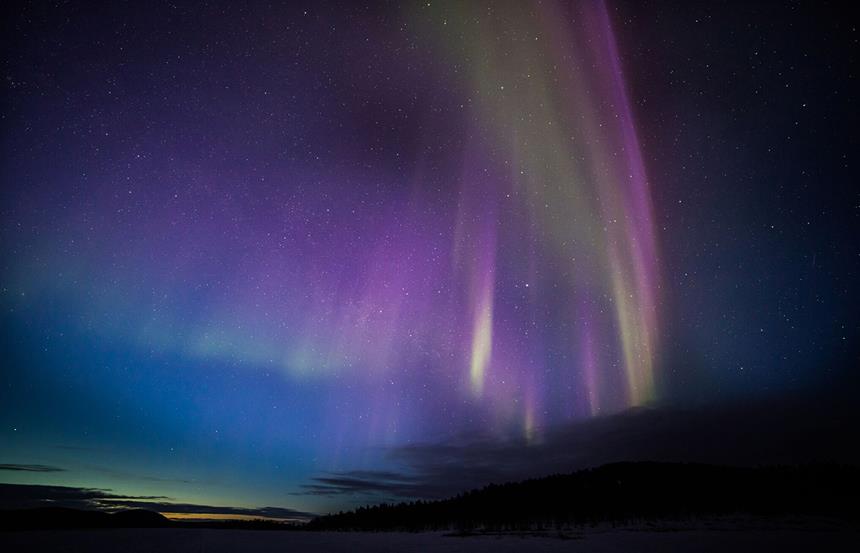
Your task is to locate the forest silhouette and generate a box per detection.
[306,462,860,531]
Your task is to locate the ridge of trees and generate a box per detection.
[306,462,860,531]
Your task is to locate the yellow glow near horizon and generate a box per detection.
[160,512,302,523]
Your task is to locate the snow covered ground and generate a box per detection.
[3,523,858,552]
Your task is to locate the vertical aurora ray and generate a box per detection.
[588,0,660,405]
[469,280,494,396]
[452,134,502,398]
[579,316,600,416]
[418,0,661,415]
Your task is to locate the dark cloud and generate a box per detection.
[298,470,428,497]
[0,483,315,521]
[0,464,65,473]
[0,484,167,510]
[299,386,860,503]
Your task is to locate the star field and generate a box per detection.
[1,0,857,517]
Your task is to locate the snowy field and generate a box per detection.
[3,525,858,553]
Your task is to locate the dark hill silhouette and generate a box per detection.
[109,509,171,527]
[0,507,300,531]
[0,507,170,530]
[306,462,860,531]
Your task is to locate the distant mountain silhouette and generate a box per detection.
[109,509,171,527]
[0,507,170,530]
[306,462,860,531]
[0,507,300,531]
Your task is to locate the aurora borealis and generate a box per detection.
[2,0,857,519]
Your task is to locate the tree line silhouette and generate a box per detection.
[306,462,860,531]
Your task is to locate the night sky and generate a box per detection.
[1,0,857,521]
